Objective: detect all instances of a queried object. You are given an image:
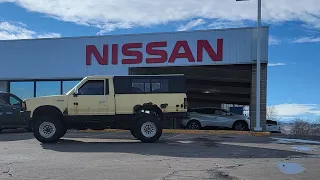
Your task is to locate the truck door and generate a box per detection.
[0,93,27,128]
[68,79,108,115]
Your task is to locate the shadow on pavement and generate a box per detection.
[40,136,310,159]
[0,129,34,141]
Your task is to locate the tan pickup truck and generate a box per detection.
[23,74,188,143]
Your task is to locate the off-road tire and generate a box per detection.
[134,114,162,143]
[59,126,67,138]
[33,116,64,143]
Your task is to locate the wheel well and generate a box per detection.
[32,106,65,125]
[133,104,163,118]
[232,120,248,128]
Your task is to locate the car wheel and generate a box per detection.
[134,114,162,143]
[233,121,248,131]
[187,120,201,130]
[33,116,63,143]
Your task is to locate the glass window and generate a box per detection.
[63,80,80,94]
[78,80,104,95]
[9,95,21,106]
[151,79,169,92]
[214,109,229,116]
[36,81,60,97]
[132,79,150,93]
[10,81,34,100]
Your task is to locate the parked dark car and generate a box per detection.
[0,92,32,132]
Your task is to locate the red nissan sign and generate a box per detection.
[86,39,223,65]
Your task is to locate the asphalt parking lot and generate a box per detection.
[1,130,320,180]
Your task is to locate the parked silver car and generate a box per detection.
[181,107,250,131]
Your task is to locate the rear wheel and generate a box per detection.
[233,121,248,131]
[134,114,162,143]
[33,116,64,143]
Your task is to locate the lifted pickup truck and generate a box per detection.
[23,74,187,143]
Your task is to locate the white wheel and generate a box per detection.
[39,122,56,139]
[140,121,157,138]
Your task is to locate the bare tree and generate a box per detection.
[291,118,311,135]
[310,118,320,136]
[290,118,320,136]
[267,105,280,121]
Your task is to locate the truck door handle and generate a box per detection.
[99,100,106,103]
[6,112,13,115]
[74,102,78,105]
[12,107,16,110]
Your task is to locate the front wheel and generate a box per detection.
[33,116,64,143]
[134,114,162,143]
[187,120,201,130]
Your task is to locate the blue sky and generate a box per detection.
[0,0,320,122]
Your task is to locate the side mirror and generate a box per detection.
[73,87,79,97]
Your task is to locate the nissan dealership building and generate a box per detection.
[0,27,269,130]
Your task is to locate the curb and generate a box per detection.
[79,129,270,136]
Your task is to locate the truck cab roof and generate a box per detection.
[85,74,185,79]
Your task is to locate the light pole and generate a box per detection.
[236,0,262,131]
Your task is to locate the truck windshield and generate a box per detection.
[65,80,83,95]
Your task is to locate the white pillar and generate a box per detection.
[0,81,9,92]
[254,0,262,131]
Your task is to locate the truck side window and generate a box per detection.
[151,79,169,92]
[132,79,150,93]
[9,95,21,107]
[78,80,104,95]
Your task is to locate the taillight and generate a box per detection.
[184,98,188,109]
[22,101,26,110]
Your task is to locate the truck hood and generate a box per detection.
[24,95,68,102]
[24,95,69,113]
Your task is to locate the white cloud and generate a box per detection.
[208,19,248,29]
[268,63,287,67]
[274,104,320,116]
[177,19,206,31]
[1,0,320,33]
[269,36,281,45]
[0,21,61,40]
[289,36,320,44]
[37,32,61,38]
